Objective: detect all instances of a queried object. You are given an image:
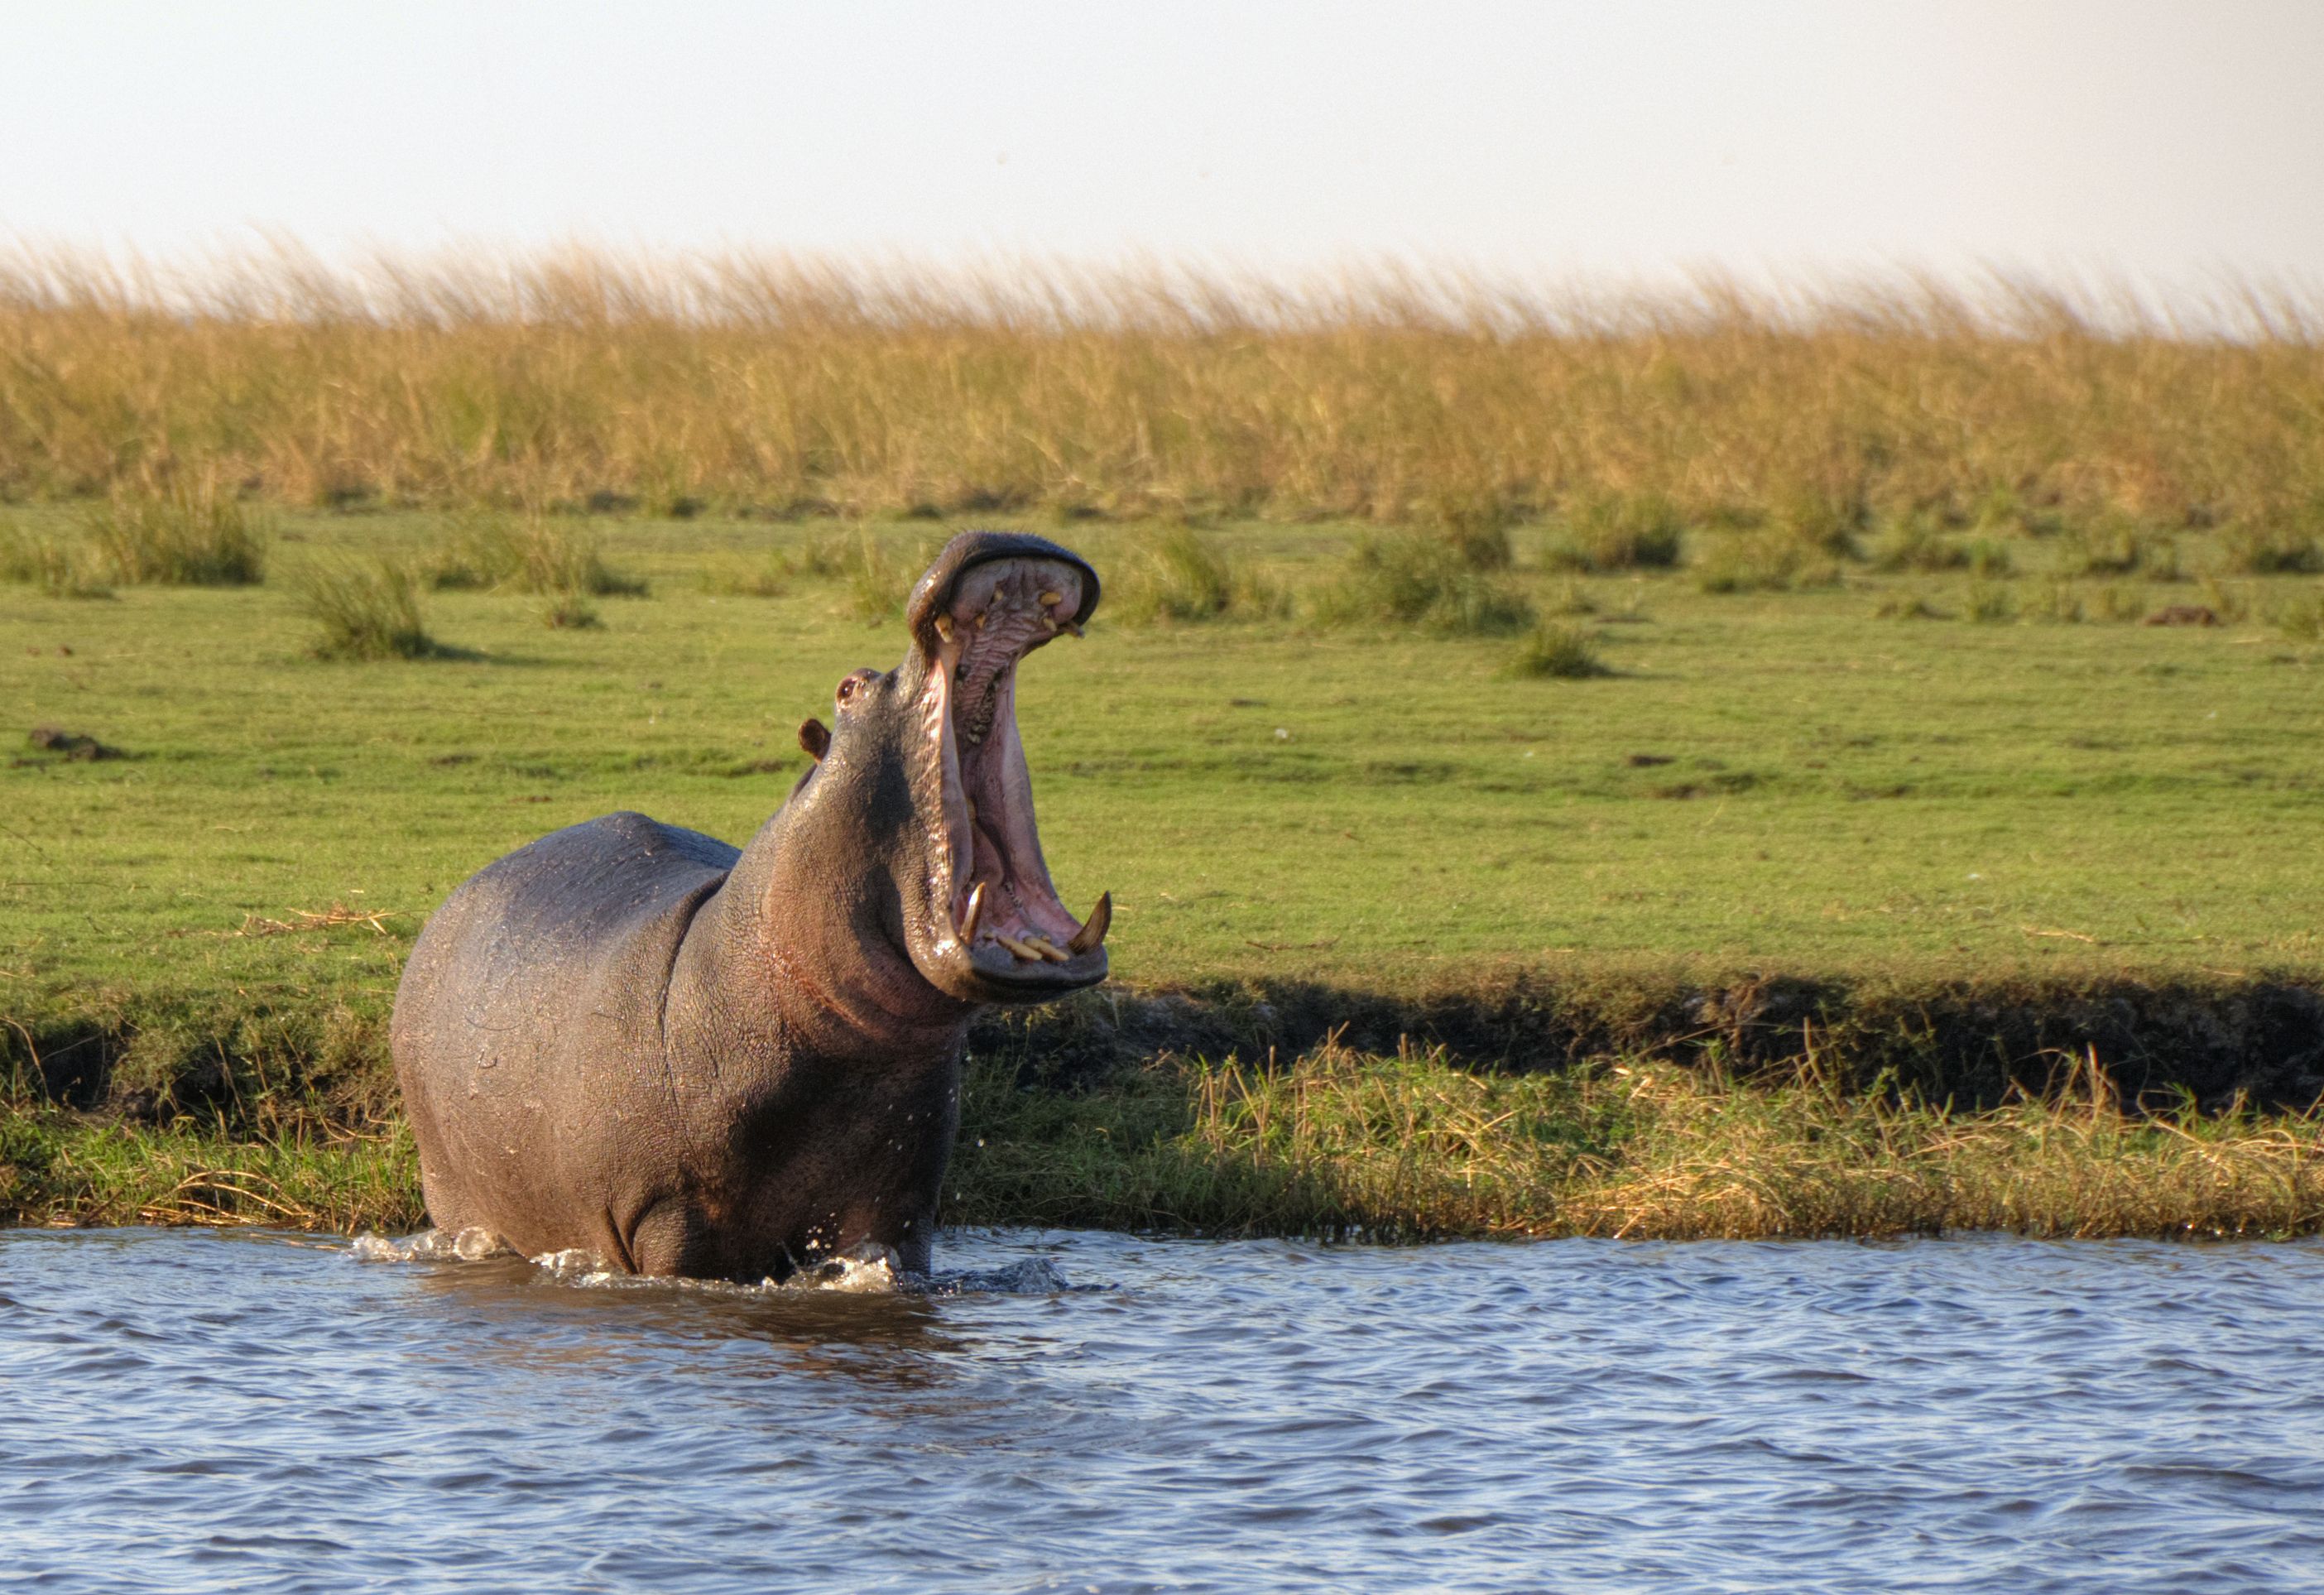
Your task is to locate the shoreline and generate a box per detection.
[8,972,2322,1243]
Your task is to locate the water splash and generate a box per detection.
[350,1226,516,1263]
[349,1230,1076,1296]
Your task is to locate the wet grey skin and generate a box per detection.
[391,531,1109,1281]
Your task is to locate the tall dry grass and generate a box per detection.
[1170,1041,2324,1242]
[4,247,2323,531]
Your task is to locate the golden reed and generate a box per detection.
[2,245,2321,528]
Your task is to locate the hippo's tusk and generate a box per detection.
[994,933,1040,962]
[934,614,955,641]
[1025,936,1072,963]
[798,718,831,762]
[958,882,985,941]
[1068,891,1112,955]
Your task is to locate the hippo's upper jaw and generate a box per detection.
[896,532,1108,1004]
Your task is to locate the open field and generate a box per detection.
[6,510,2320,1006]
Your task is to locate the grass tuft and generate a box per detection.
[2266,586,2324,641]
[81,484,268,586]
[290,559,437,660]
[1544,492,1686,572]
[1869,514,1970,574]
[425,513,646,597]
[0,520,115,598]
[2060,518,2182,580]
[1693,533,1843,594]
[1113,528,1289,625]
[1964,581,2015,622]
[1313,533,1534,634]
[1419,491,1518,570]
[838,531,903,622]
[2221,521,2324,576]
[695,560,788,598]
[1505,622,1612,679]
[1116,527,1232,621]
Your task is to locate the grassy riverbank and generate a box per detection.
[9,1042,2322,1242]
[5,511,2321,1237]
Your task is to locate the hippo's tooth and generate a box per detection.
[1025,935,1072,963]
[1039,589,1062,606]
[934,614,955,641]
[1067,891,1112,954]
[958,882,985,941]
[995,933,1040,961]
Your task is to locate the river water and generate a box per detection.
[3,1227,2321,1594]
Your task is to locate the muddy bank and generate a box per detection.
[10,968,2322,1132]
[978,970,2324,1107]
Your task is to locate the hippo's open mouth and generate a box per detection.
[915,554,1108,985]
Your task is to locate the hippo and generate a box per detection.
[390,531,1109,1280]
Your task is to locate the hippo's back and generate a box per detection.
[390,812,739,1251]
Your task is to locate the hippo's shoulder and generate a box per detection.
[430,812,738,939]
[489,810,737,875]
[566,811,742,872]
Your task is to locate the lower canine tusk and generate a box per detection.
[1067,891,1112,955]
[958,882,985,941]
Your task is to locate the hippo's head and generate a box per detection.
[785,530,1108,1007]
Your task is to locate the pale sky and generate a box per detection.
[3,1,2320,291]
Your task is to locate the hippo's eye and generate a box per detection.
[835,670,876,708]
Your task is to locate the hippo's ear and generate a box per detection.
[797,718,831,762]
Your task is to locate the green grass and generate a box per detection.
[4,509,2319,1004]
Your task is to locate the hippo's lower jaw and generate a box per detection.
[905,551,1109,1003]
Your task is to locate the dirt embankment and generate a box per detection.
[14,969,2320,1132]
